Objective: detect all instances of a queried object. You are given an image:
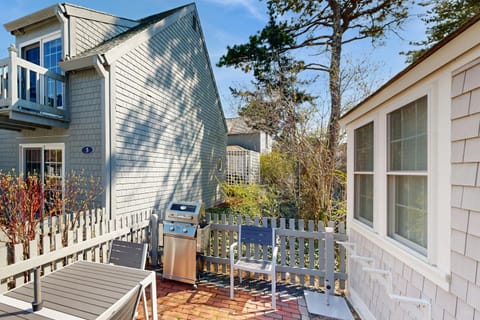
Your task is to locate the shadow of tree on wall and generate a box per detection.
[109,9,226,215]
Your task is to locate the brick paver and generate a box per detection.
[136,272,310,320]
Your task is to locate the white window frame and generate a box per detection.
[19,143,65,191]
[18,31,64,108]
[347,83,450,291]
[387,97,428,255]
[18,31,63,71]
[353,121,374,227]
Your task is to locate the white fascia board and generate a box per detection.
[62,4,138,28]
[4,4,59,33]
[340,18,480,128]
[102,5,195,66]
[60,55,99,71]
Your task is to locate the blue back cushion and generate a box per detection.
[241,225,273,246]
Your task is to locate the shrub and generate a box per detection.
[260,150,295,187]
[219,182,279,218]
[0,170,103,259]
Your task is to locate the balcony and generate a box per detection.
[0,45,68,131]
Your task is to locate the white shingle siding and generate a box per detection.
[113,12,226,215]
[345,48,480,320]
[73,17,130,56]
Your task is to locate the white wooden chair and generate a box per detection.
[108,240,149,320]
[230,225,278,309]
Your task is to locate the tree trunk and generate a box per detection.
[326,1,343,220]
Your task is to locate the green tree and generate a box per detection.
[219,7,312,142]
[404,0,480,63]
[219,0,411,219]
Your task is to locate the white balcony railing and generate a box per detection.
[0,45,66,121]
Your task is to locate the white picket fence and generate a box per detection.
[0,208,152,294]
[202,214,348,289]
[149,213,348,289]
[226,150,260,184]
[2,209,347,295]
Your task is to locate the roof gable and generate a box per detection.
[4,4,60,35]
[61,3,194,70]
[226,118,259,135]
[4,3,138,35]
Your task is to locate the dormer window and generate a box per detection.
[19,32,63,107]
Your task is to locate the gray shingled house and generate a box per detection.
[340,13,480,320]
[0,3,227,216]
[226,117,273,154]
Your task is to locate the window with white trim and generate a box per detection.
[19,32,63,107]
[354,122,374,226]
[21,143,65,209]
[387,96,428,255]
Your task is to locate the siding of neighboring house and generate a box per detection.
[227,133,261,153]
[0,130,19,170]
[113,11,226,214]
[66,69,103,179]
[71,16,130,55]
[0,69,103,182]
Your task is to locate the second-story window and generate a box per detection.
[44,38,63,107]
[20,33,63,107]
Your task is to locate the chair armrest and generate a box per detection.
[272,246,279,267]
[230,242,238,263]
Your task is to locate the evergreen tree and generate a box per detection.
[219,0,412,219]
[404,0,480,63]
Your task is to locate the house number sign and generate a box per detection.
[82,146,94,154]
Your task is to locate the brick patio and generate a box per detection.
[136,272,312,320]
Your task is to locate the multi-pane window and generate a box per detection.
[20,35,63,107]
[44,38,63,107]
[387,96,428,254]
[22,144,64,212]
[354,122,374,226]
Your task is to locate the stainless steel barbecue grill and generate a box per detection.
[162,201,210,286]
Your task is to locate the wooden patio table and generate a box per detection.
[0,260,158,320]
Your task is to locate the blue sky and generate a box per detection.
[0,1,426,117]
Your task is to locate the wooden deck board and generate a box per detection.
[2,261,154,320]
[0,302,51,319]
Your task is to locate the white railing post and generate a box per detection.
[7,44,18,106]
[150,213,159,268]
[325,226,335,295]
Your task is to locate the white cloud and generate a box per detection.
[203,0,266,21]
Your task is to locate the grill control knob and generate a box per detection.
[169,226,175,231]
[183,228,188,233]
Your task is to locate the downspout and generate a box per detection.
[56,5,70,58]
[94,55,112,219]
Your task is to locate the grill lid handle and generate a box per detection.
[175,215,194,219]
